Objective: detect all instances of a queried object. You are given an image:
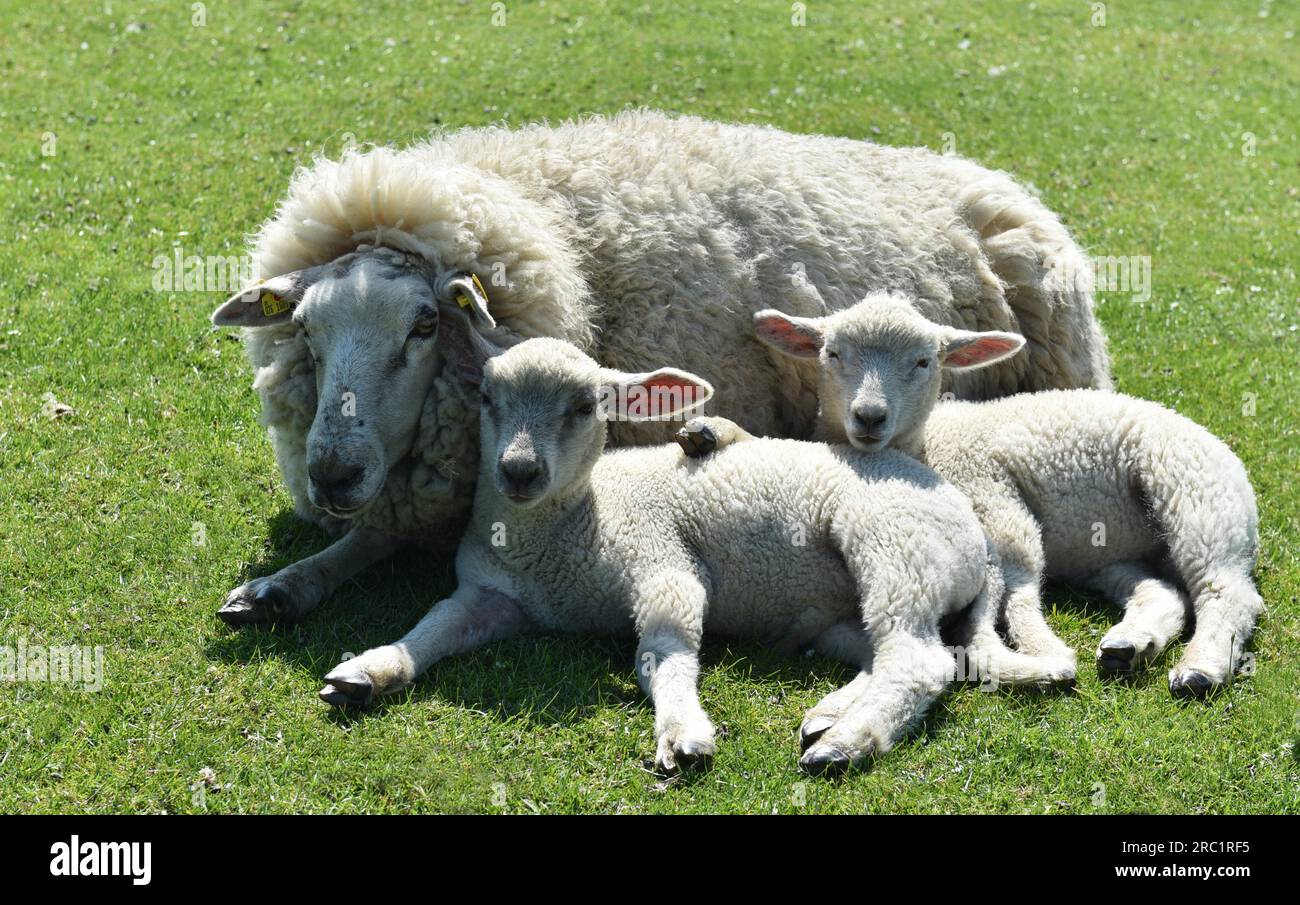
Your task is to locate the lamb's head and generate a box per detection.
[755,293,1024,451]
[479,338,712,508]
[213,246,495,519]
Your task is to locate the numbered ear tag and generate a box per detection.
[456,272,489,309]
[260,292,289,317]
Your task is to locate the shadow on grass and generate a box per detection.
[205,511,1199,750]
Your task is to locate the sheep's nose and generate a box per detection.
[309,456,364,503]
[851,404,889,436]
[499,458,546,498]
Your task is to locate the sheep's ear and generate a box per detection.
[940,330,1025,370]
[212,271,314,327]
[440,305,505,385]
[753,309,824,358]
[600,368,714,422]
[437,271,496,330]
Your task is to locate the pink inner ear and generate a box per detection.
[946,335,1021,368]
[627,373,708,419]
[756,316,820,357]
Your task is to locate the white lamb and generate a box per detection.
[702,293,1263,697]
[211,111,1111,627]
[316,324,1049,775]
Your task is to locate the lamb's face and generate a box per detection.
[754,294,1024,452]
[818,306,945,452]
[479,340,606,508]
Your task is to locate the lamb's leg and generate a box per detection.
[319,585,525,707]
[966,486,1078,671]
[218,526,398,626]
[1169,570,1264,698]
[1085,561,1188,677]
[635,573,716,774]
[800,629,955,775]
[798,623,874,749]
[674,415,755,458]
[954,550,1077,689]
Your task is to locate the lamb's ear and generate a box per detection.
[599,367,714,422]
[753,309,824,358]
[212,270,316,327]
[436,271,496,330]
[940,330,1025,370]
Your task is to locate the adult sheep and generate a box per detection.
[212,111,1111,626]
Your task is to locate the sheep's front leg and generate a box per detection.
[800,629,954,776]
[218,526,398,626]
[674,415,755,458]
[319,585,525,707]
[635,573,716,774]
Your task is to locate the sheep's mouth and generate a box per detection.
[848,432,888,450]
[322,502,367,518]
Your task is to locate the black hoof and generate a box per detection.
[799,716,835,751]
[1098,639,1137,661]
[1097,655,1136,676]
[217,598,263,627]
[799,745,852,777]
[319,675,375,708]
[1169,669,1215,700]
[674,423,718,458]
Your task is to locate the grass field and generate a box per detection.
[1,0,1297,814]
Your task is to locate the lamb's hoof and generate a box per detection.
[218,580,295,627]
[674,421,718,458]
[655,735,717,775]
[1047,668,1078,690]
[1169,668,1215,700]
[319,669,375,708]
[1096,639,1139,676]
[799,716,835,751]
[799,744,853,777]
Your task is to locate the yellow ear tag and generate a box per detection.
[260,291,289,317]
[456,273,489,311]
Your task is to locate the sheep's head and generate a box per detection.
[755,293,1024,452]
[478,338,712,508]
[213,246,496,519]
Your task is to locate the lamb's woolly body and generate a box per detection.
[910,389,1262,686]
[459,440,982,647]
[242,112,1109,542]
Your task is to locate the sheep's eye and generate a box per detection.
[826,349,840,361]
[409,316,437,339]
[574,400,596,417]
[916,357,930,369]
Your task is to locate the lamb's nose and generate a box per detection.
[309,457,364,503]
[499,458,545,497]
[852,405,889,435]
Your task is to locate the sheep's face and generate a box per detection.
[213,247,495,520]
[755,294,1025,452]
[293,258,450,516]
[480,339,713,509]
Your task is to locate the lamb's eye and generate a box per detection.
[826,349,840,361]
[574,400,596,417]
[409,315,437,339]
[916,357,930,369]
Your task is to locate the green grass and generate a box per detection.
[1,0,1297,814]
